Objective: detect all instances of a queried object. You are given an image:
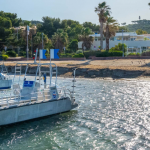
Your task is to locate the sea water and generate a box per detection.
[0,77,150,150]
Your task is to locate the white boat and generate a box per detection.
[0,63,12,89]
[0,62,78,126]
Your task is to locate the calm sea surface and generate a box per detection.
[0,77,150,150]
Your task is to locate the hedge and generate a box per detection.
[96,51,109,57]
[84,51,100,59]
[142,50,150,56]
[108,51,123,57]
[84,50,123,58]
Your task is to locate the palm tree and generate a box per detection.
[79,27,94,50]
[52,29,68,52]
[95,2,111,50]
[33,32,48,49]
[104,17,118,51]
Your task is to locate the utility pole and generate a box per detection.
[27,27,28,60]
[31,35,33,57]
[122,30,124,57]
[42,33,44,49]
[17,27,19,56]
[27,25,30,60]
[17,27,18,40]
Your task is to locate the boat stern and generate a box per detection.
[71,102,78,109]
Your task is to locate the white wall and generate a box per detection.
[78,41,150,50]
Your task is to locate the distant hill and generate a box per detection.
[126,19,150,33]
[22,20,43,25]
[31,20,43,25]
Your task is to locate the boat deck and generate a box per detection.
[0,95,68,110]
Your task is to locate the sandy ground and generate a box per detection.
[3,59,150,71]
[3,59,150,66]
[2,59,150,79]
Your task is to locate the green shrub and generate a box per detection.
[72,53,84,58]
[2,55,8,60]
[128,52,140,56]
[84,50,123,58]
[45,53,50,57]
[76,50,83,54]
[19,51,26,57]
[142,50,150,56]
[101,50,106,53]
[84,51,100,58]
[1,50,6,55]
[110,43,127,53]
[128,52,136,56]
[109,51,123,57]
[59,53,73,58]
[66,53,73,57]
[96,51,109,57]
[6,51,16,57]
[96,51,123,57]
[109,49,121,52]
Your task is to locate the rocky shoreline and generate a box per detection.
[5,65,150,79]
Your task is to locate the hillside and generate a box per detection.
[126,19,150,33]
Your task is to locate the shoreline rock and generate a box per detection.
[5,65,150,79]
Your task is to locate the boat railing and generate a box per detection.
[13,63,58,87]
[30,88,51,102]
[0,86,75,109]
[0,90,22,107]
[57,87,75,103]
[0,63,11,80]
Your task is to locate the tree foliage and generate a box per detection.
[83,22,100,32]
[110,43,127,54]
[0,11,22,27]
[136,29,147,35]
[68,39,78,52]
[127,19,150,33]
[118,26,129,32]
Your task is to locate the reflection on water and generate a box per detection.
[1,78,150,149]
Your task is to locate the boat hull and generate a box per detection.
[0,98,78,126]
[0,80,12,89]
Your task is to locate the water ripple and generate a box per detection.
[1,77,150,149]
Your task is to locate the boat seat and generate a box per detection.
[9,105,18,109]
[0,107,8,110]
[23,103,30,106]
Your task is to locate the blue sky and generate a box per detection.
[0,0,150,25]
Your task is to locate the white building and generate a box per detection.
[78,32,150,54]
